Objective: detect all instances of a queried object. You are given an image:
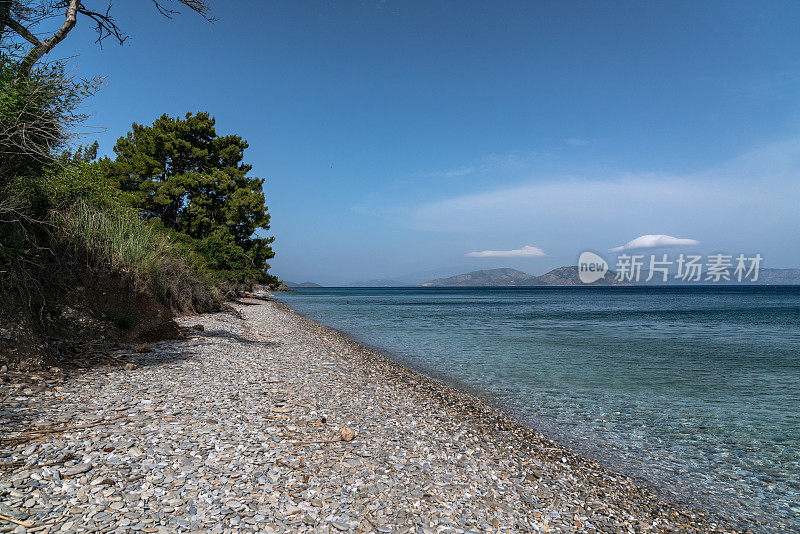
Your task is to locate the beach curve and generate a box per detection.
[0,297,743,533]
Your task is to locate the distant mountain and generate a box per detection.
[346,279,410,287]
[392,265,487,285]
[419,268,542,287]
[285,281,322,288]
[755,268,800,285]
[636,267,800,285]
[418,266,800,287]
[536,265,624,286]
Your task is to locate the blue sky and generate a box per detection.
[59,1,800,284]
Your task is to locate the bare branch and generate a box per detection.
[6,17,43,46]
[153,0,214,22]
[152,0,176,19]
[20,0,79,75]
[76,3,126,46]
[0,57,101,177]
[4,1,213,70]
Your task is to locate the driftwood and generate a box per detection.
[0,513,33,528]
[0,418,122,446]
[277,459,310,474]
[293,427,356,446]
[0,461,25,470]
[292,438,341,446]
[18,418,76,433]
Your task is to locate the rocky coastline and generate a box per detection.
[0,298,741,533]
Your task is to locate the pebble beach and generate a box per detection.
[0,298,742,533]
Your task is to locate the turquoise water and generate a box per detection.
[272,287,800,531]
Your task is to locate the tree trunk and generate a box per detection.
[19,0,80,75]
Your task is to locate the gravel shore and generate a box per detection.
[0,298,742,533]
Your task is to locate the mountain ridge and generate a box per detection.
[418,266,800,287]
[419,268,543,287]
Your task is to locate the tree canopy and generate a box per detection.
[1,0,212,178]
[104,112,275,283]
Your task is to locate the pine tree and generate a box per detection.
[105,112,275,282]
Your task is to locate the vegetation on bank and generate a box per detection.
[0,1,277,367]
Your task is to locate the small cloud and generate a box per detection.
[350,205,374,215]
[564,138,591,146]
[610,234,700,253]
[417,166,476,179]
[466,245,547,258]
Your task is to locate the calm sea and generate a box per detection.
[272,286,800,531]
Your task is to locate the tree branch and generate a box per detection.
[6,17,42,46]
[153,0,214,21]
[76,3,126,45]
[6,1,212,74]
[20,0,80,75]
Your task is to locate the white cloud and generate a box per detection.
[610,234,700,252]
[415,149,556,180]
[466,245,547,258]
[417,166,476,178]
[404,137,800,265]
[564,138,591,146]
[410,174,732,233]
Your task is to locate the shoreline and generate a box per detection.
[267,299,744,533]
[0,298,744,533]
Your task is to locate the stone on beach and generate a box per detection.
[60,462,92,476]
[0,299,741,533]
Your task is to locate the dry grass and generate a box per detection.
[55,199,216,313]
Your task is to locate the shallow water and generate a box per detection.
[273,286,800,531]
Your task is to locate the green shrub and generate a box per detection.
[6,162,114,218]
[1,52,92,182]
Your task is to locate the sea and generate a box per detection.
[272,286,800,532]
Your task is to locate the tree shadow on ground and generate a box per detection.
[231,299,265,306]
[195,329,281,347]
[0,322,281,442]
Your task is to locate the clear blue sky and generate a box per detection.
[60,1,800,284]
